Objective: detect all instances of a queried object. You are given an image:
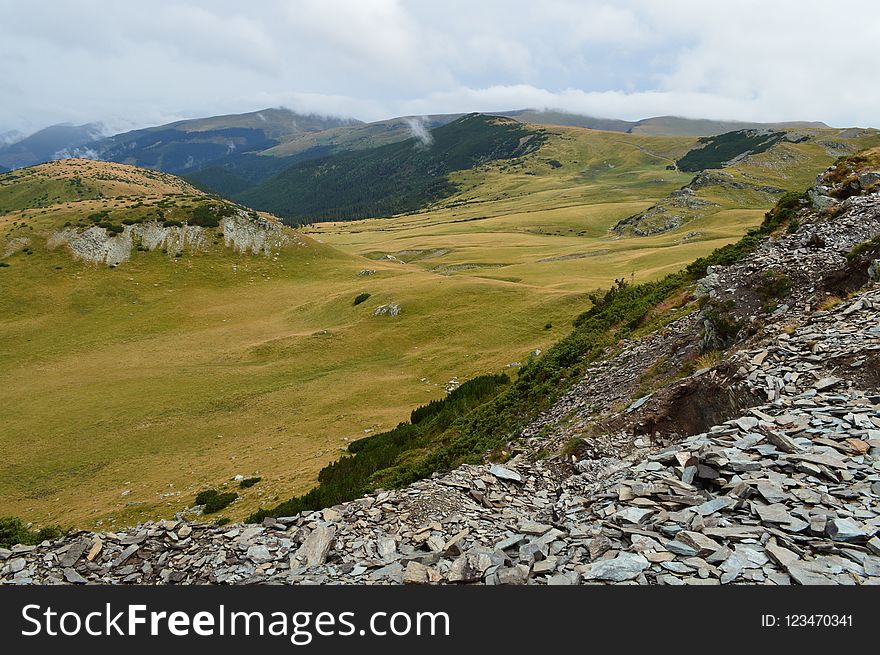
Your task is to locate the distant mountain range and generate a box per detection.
[0,107,833,173]
[0,107,841,225]
[499,109,828,135]
[0,123,106,170]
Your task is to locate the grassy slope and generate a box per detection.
[308,127,749,292]
[0,161,581,529]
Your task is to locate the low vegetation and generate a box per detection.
[195,490,238,514]
[0,516,63,549]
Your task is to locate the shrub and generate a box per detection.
[757,269,793,312]
[163,219,183,228]
[701,299,743,350]
[239,477,261,489]
[195,490,238,513]
[353,292,371,306]
[0,516,63,548]
[189,204,221,228]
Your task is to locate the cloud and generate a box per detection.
[403,117,434,148]
[0,0,878,135]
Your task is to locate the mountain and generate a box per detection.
[236,113,546,222]
[630,115,828,136]
[3,112,876,535]
[183,114,466,201]
[76,108,361,175]
[261,113,463,158]
[498,109,637,132]
[0,122,105,170]
[500,108,828,136]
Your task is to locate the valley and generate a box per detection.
[1,114,878,532]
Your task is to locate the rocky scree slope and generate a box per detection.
[3,158,880,585]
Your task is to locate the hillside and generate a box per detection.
[7,149,880,585]
[236,113,547,222]
[614,126,880,236]
[72,108,360,175]
[0,159,591,528]
[310,123,879,296]
[3,122,877,538]
[0,131,783,530]
[260,114,463,158]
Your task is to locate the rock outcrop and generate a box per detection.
[47,209,289,266]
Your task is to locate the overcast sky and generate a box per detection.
[1,0,878,136]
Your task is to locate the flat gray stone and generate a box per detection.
[488,464,523,483]
[584,553,649,582]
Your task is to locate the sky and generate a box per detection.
[1,0,879,136]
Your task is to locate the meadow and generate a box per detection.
[3,123,874,528]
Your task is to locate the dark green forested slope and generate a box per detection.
[237,114,546,223]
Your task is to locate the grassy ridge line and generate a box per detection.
[250,191,802,521]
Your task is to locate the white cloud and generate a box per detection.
[0,0,878,135]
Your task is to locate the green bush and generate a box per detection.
[239,477,261,489]
[757,270,793,312]
[189,204,221,228]
[847,235,880,261]
[353,292,371,306]
[701,299,743,349]
[0,516,63,548]
[195,490,238,513]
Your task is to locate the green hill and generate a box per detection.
[236,113,547,223]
